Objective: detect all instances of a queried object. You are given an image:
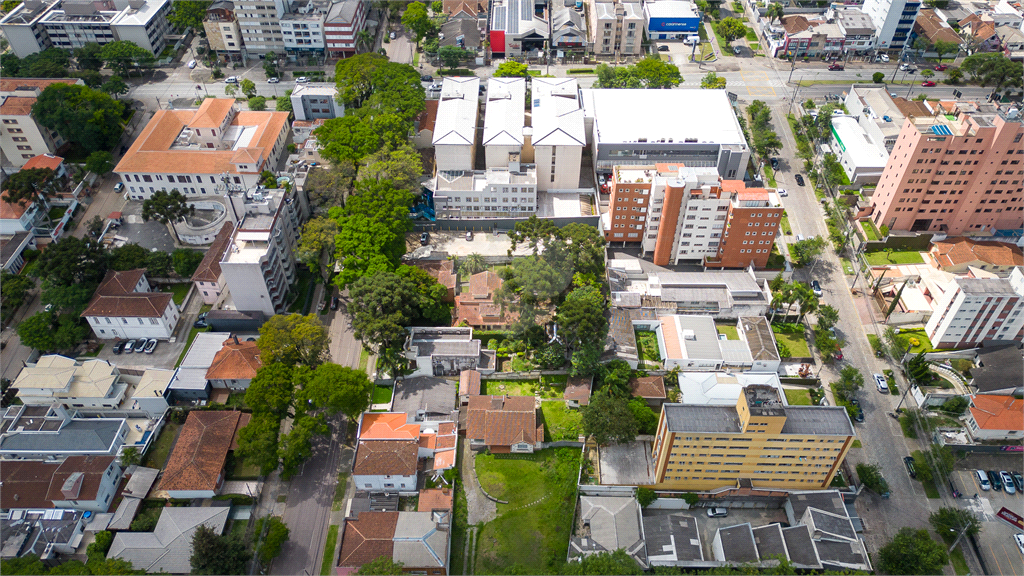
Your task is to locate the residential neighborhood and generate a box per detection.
[1,0,1023,574]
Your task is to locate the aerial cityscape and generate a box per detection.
[0,0,1022,574]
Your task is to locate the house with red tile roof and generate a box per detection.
[158,411,248,498]
[21,153,66,177]
[629,376,667,409]
[466,395,542,453]
[0,189,45,235]
[563,375,593,408]
[965,395,1024,441]
[339,510,451,575]
[0,456,121,512]
[454,270,516,329]
[418,488,454,513]
[81,270,180,341]
[191,221,235,305]
[205,335,262,390]
[353,413,457,493]
[930,237,1024,276]
[458,369,481,405]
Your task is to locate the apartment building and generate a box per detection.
[531,78,585,191]
[0,0,58,57]
[925,266,1024,348]
[323,0,366,57]
[114,98,290,199]
[489,0,548,57]
[844,85,906,153]
[868,101,1024,236]
[650,385,855,491]
[281,0,326,56]
[234,0,286,54]
[290,83,342,121]
[218,185,304,315]
[643,0,701,41]
[483,78,525,169]
[433,77,481,172]
[203,0,243,62]
[1,77,83,170]
[581,89,749,180]
[14,355,125,410]
[604,165,781,269]
[434,164,537,218]
[589,0,644,56]
[862,0,920,50]
[25,0,172,54]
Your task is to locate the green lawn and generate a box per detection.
[864,250,925,265]
[950,547,970,575]
[371,385,393,404]
[450,439,470,576]
[900,328,934,354]
[539,401,583,441]
[225,452,261,480]
[715,323,739,340]
[320,524,339,575]
[784,388,812,405]
[764,165,777,187]
[331,473,348,511]
[860,221,879,241]
[480,379,561,399]
[358,348,370,372]
[780,213,792,235]
[176,327,206,367]
[852,439,862,448]
[899,415,918,439]
[161,283,190,306]
[771,323,811,357]
[634,330,661,362]
[474,449,580,575]
[143,421,180,469]
[867,334,883,355]
[841,257,855,275]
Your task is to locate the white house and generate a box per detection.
[965,394,1023,441]
[81,270,180,341]
[483,78,525,168]
[14,355,126,410]
[127,368,174,419]
[352,439,419,494]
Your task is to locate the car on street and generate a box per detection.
[114,182,124,192]
[988,470,1003,491]
[921,80,936,87]
[295,76,309,83]
[733,46,742,55]
[810,280,822,297]
[707,508,729,518]
[112,340,127,354]
[874,373,888,393]
[124,339,137,353]
[770,157,779,170]
[849,398,864,422]
[828,63,844,71]
[1000,471,1016,494]
[188,59,196,69]
[144,338,157,354]
[133,339,148,353]
[778,189,788,197]
[934,64,948,71]
[420,232,430,245]
[900,62,910,71]
[1013,471,1024,492]
[466,231,473,241]
[428,82,443,91]
[658,45,670,51]
[903,456,917,478]
[225,76,239,83]
[420,74,433,81]
[268,77,280,83]
[879,54,890,62]
[331,296,340,310]
[794,174,805,186]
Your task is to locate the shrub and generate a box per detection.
[873,71,885,83]
[636,487,657,507]
[879,224,889,236]
[567,68,595,73]
[856,462,889,494]
[909,337,921,347]
[680,492,699,506]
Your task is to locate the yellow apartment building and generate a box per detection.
[650,385,856,491]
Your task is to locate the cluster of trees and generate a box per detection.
[960,52,1023,94]
[767,275,820,325]
[593,58,683,89]
[876,527,948,575]
[168,0,212,31]
[701,72,727,89]
[33,82,126,155]
[494,61,530,78]
[1,529,143,574]
[578,361,661,445]
[400,1,445,44]
[812,304,843,359]
[190,524,249,575]
[746,100,782,163]
[715,17,747,44]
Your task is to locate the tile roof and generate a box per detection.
[188,98,235,129]
[0,460,60,508]
[969,395,1024,431]
[932,237,1024,268]
[205,337,261,380]
[412,259,456,293]
[0,95,37,116]
[418,488,454,512]
[353,440,419,476]
[45,455,116,503]
[417,98,440,135]
[0,78,81,93]
[629,376,666,399]
[433,449,456,470]
[455,270,516,327]
[21,154,64,171]
[914,9,963,44]
[359,412,421,440]
[191,221,235,282]
[563,376,593,405]
[1,190,30,220]
[459,369,481,396]
[82,269,173,319]
[159,411,243,492]
[781,15,811,34]
[466,395,539,446]
[339,511,399,567]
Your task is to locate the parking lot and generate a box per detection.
[952,455,1024,576]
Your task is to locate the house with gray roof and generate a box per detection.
[404,327,495,377]
[108,507,229,574]
[0,404,129,461]
[1,509,85,561]
[168,331,230,402]
[570,495,647,568]
[391,376,458,423]
[642,511,703,565]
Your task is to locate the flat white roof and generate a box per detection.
[582,89,746,147]
[291,83,338,98]
[644,0,699,19]
[531,77,586,146]
[433,77,481,146]
[831,116,888,169]
[483,78,525,146]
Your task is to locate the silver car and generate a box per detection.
[874,373,888,392]
[706,508,728,518]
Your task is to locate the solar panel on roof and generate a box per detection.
[931,125,952,135]
[509,0,519,32]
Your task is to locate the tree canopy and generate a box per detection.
[357,144,423,191]
[594,58,682,89]
[494,61,529,77]
[348,270,421,360]
[961,53,1023,93]
[357,556,406,575]
[142,190,194,244]
[258,313,331,366]
[401,1,432,43]
[168,0,212,30]
[877,528,948,575]
[0,48,70,78]
[1,167,60,208]
[100,41,154,77]
[295,362,373,421]
[33,83,125,154]
[245,363,296,418]
[555,282,608,362]
[332,179,415,287]
[582,395,639,445]
[189,524,249,575]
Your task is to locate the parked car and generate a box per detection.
[268,77,280,83]
[658,45,670,52]
[770,157,779,170]
[187,59,197,69]
[429,83,443,91]
[331,296,340,310]
[976,469,991,490]
[933,64,948,71]
[903,456,918,479]
[1001,471,1016,494]
[834,348,844,361]
[988,470,1003,491]
[114,182,125,192]
[732,46,741,55]
[225,76,239,83]
[921,80,936,87]
[466,231,474,241]
[707,508,729,518]
[420,232,430,246]
[133,339,148,353]
[879,54,890,62]
[1016,534,1024,557]
[828,63,844,71]
[849,398,864,422]
[389,31,396,40]
[794,174,805,186]
[778,189,788,197]
[1013,471,1024,493]
[112,340,127,355]
[193,318,208,329]
[874,373,888,393]
[295,76,309,83]
[420,74,433,82]
[598,174,607,185]
[811,280,823,297]
[144,338,158,354]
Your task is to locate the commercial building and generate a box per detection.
[433,164,537,218]
[844,85,906,153]
[114,98,290,200]
[290,82,342,121]
[203,0,243,62]
[551,2,588,49]
[323,0,367,58]
[650,385,856,491]
[765,15,846,58]
[81,269,180,341]
[608,263,774,319]
[433,77,481,172]
[868,100,1024,236]
[1,78,83,170]
[833,8,877,54]
[862,0,921,50]
[924,266,1024,348]
[531,78,586,191]
[930,236,1024,275]
[643,0,701,40]
[482,78,526,168]
[489,0,548,57]
[581,89,749,180]
[589,0,644,56]
[829,116,889,185]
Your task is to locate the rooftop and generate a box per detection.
[716,524,759,563]
[971,344,1024,394]
[339,511,399,567]
[582,89,746,147]
[531,77,586,147]
[830,117,888,168]
[677,372,784,406]
[563,375,593,405]
[205,337,261,381]
[81,269,172,319]
[158,411,245,493]
[483,78,525,146]
[969,394,1024,430]
[191,221,235,283]
[571,495,646,568]
[21,154,64,172]
[597,441,656,485]
[466,395,539,446]
[433,77,481,147]
[642,511,703,563]
[629,376,666,399]
[932,237,1024,268]
[352,440,419,476]
[108,507,229,574]
[391,376,457,419]
[14,355,118,399]
[358,413,421,441]
[392,511,449,569]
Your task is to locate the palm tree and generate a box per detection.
[459,253,487,278]
[766,2,785,25]
[356,30,373,53]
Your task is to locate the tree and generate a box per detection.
[144,251,172,277]
[946,66,963,84]
[438,45,469,70]
[142,189,194,244]
[34,236,108,289]
[814,329,842,361]
[635,487,657,507]
[560,550,644,575]
[75,69,104,88]
[348,271,419,365]
[766,2,784,23]
[240,78,257,98]
[258,314,331,366]
[962,53,1023,93]
[225,84,238,97]
[700,71,727,89]
[87,531,115,559]
[296,363,373,421]
[816,304,839,330]
[921,68,935,78]
[929,507,980,543]
[494,61,529,77]
[314,113,412,164]
[430,0,443,12]
[276,89,293,112]
[247,96,267,111]
[279,413,328,479]
[358,144,423,191]
[53,314,89,351]
[17,312,56,351]
[752,128,783,161]
[907,352,933,385]
[168,0,212,31]
[253,517,290,564]
[304,164,356,212]
[2,167,60,209]
[877,528,948,575]
[294,215,338,281]
[631,57,682,88]
[628,398,658,435]
[74,42,105,71]
[246,364,295,418]
[100,41,153,77]
[913,36,933,54]
[1,271,35,310]
[189,524,249,575]
[791,236,826,266]
[873,71,885,83]
[886,280,909,320]
[85,151,114,175]
[171,248,204,277]
[582,395,639,445]
[459,253,487,277]
[555,283,608,361]
[396,264,453,325]
[357,557,406,575]
[1,48,70,78]
[833,365,864,400]
[235,413,281,475]
[101,75,129,98]
[716,17,746,42]
[119,446,141,467]
[401,1,432,43]
[856,462,889,495]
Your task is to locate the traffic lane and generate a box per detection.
[954,469,1024,576]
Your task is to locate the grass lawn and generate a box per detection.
[750,42,760,52]
[922,477,941,498]
[860,221,879,241]
[481,379,561,399]
[358,348,370,372]
[287,267,313,313]
[539,401,583,441]
[867,334,882,355]
[331,473,348,511]
[771,323,811,357]
[715,323,739,340]
[900,328,934,354]
[176,327,206,367]
[450,439,470,576]
[784,388,812,405]
[161,283,190,306]
[841,257,855,275]
[371,385,393,404]
[899,415,918,439]
[780,213,792,235]
[225,452,261,480]
[696,43,715,61]
[320,524,339,575]
[142,421,179,468]
[950,547,970,575]
[635,330,661,362]
[474,449,579,575]
[864,250,925,265]
[852,439,862,448]
[764,165,777,187]
[228,519,247,539]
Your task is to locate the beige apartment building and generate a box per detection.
[869,100,1024,236]
[588,0,644,57]
[650,386,855,491]
[234,0,286,54]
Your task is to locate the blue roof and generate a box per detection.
[930,125,952,136]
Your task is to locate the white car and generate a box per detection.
[778,189,788,197]
[707,508,728,518]
[1015,534,1024,557]
[187,59,196,69]
[114,182,124,192]
[428,82,442,91]
[874,373,888,393]
[225,76,239,83]
[900,62,910,71]
[880,54,890,62]
[295,76,309,83]
[389,31,396,40]
[268,77,280,83]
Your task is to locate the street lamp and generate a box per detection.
[948,525,972,553]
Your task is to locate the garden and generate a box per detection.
[783,388,812,405]
[371,385,393,405]
[715,323,739,340]
[539,401,583,442]
[142,421,179,469]
[634,330,662,365]
[771,322,811,358]
[480,376,567,398]
[864,250,926,265]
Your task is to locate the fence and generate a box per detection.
[538,441,585,449]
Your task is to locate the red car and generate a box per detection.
[921,80,936,87]
[828,63,845,71]
[934,64,948,71]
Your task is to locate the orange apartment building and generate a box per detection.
[604,164,782,268]
[869,100,1024,235]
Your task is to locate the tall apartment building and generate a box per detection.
[2,0,171,56]
[0,0,58,57]
[868,101,1024,236]
[589,0,644,56]
[925,266,1024,348]
[862,0,920,50]
[483,78,525,169]
[1,78,83,170]
[281,0,326,56]
[219,186,304,315]
[434,164,537,218]
[203,1,243,62]
[650,385,855,491]
[530,78,585,191]
[323,0,366,58]
[234,0,286,55]
[605,165,782,269]
[433,77,481,172]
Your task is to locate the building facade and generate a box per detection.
[81,269,180,341]
[868,101,1024,236]
[1,78,83,170]
[433,77,481,172]
[924,266,1024,348]
[14,355,126,410]
[1,0,170,57]
[323,0,366,58]
[489,0,548,56]
[531,78,585,191]
[0,0,58,57]
[434,164,537,218]
[290,83,342,121]
[203,0,243,62]
[234,0,286,54]
[589,0,644,56]
[830,116,889,185]
[862,0,921,50]
[281,0,326,56]
[643,0,701,41]
[483,78,526,168]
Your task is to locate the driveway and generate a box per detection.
[460,439,496,526]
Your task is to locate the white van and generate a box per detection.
[976,469,991,491]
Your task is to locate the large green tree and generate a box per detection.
[245,364,295,418]
[716,17,746,42]
[189,524,249,575]
[304,164,356,212]
[1,167,60,210]
[332,180,415,287]
[1,271,35,310]
[168,0,212,30]
[877,528,948,575]
[257,313,331,367]
[595,58,682,89]
[582,395,639,445]
[74,42,106,71]
[279,413,328,479]
[253,517,290,565]
[85,151,114,175]
[357,144,423,192]
[141,189,194,244]
[100,41,154,77]
[396,264,453,325]
[348,271,419,363]
[961,53,1023,93]
[101,76,129,99]
[234,413,281,475]
[0,48,69,78]
[109,243,149,271]
[296,363,373,421]
[34,236,108,289]
[555,283,607,361]
[401,1,432,43]
[17,312,57,351]
[929,507,981,543]
[171,248,204,277]
[294,215,338,282]
[33,83,125,154]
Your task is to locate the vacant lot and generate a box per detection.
[481,379,562,399]
[864,250,925,265]
[539,401,583,442]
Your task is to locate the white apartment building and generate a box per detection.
[434,164,537,218]
[32,0,171,54]
[234,0,286,54]
[81,269,180,341]
[925,267,1024,349]
[531,78,585,191]
[844,85,905,153]
[219,186,304,315]
[1,78,83,170]
[14,355,126,410]
[433,77,481,172]
[483,78,525,169]
[290,83,342,121]
[0,0,58,57]
[114,98,290,199]
[862,0,921,50]
[589,0,644,57]
[281,0,326,56]
[203,0,243,62]
[323,0,366,58]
